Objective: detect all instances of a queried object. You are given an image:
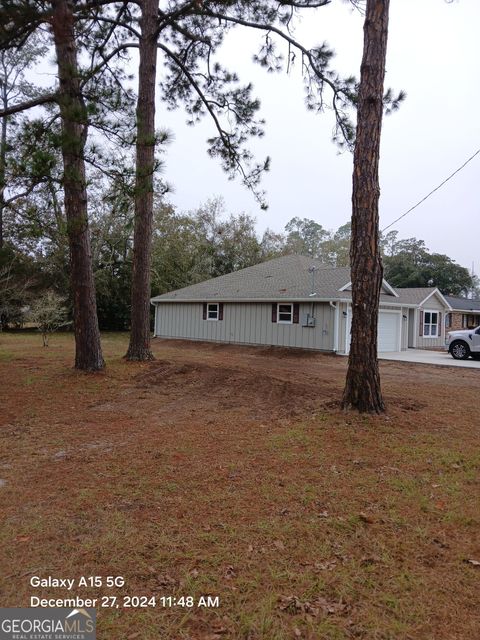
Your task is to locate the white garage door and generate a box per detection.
[378,312,400,352]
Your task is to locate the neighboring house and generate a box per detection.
[444,296,480,331]
[151,254,451,354]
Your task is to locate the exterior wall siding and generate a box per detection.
[338,303,348,354]
[155,302,335,351]
[416,296,448,349]
[153,298,449,353]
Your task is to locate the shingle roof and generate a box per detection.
[444,295,480,311]
[393,287,441,306]
[151,255,348,302]
[151,254,451,308]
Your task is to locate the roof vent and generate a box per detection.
[308,265,318,296]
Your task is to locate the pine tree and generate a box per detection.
[50,0,104,370]
[125,0,159,361]
[341,0,390,413]
[0,1,105,370]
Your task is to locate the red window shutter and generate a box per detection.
[219,303,224,321]
[272,304,277,323]
[419,310,424,336]
[293,303,300,324]
[203,303,207,320]
[437,312,442,337]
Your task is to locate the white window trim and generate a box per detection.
[423,309,439,338]
[277,303,293,324]
[207,302,219,321]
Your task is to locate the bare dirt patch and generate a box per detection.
[1,333,479,639]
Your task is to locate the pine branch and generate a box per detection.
[0,92,57,117]
[199,7,356,145]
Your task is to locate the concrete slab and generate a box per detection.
[379,349,480,368]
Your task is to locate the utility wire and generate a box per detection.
[381,147,480,233]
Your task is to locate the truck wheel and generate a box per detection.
[450,341,470,360]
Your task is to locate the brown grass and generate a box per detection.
[0,332,479,639]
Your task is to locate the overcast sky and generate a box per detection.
[156,0,479,273]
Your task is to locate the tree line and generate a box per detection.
[2,193,474,333]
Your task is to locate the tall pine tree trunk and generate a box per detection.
[50,0,104,371]
[341,0,390,413]
[125,0,158,361]
[0,84,7,250]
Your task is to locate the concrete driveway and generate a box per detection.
[379,349,480,368]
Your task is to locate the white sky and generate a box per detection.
[157,0,480,273]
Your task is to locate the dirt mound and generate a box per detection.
[136,360,202,385]
[134,358,335,420]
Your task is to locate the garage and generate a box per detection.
[346,309,402,354]
[378,311,401,352]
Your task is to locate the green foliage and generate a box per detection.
[95,267,131,331]
[280,217,350,266]
[151,197,263,296]
[284,217,329,257]
[260,228,288,260]
[193,197,262,276]
[319,222,351,267]
[88,169,136,331]
[383,239,473,295]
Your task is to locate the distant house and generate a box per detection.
[151,255,451,354]
[444,296,480,332]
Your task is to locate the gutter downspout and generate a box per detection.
[330,302,339,352]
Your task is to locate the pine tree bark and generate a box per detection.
[125,0,158,361]
[341,0,390,413]
[0,81,7,250]
[50,0,105,371]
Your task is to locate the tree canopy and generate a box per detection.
[383,241,472,295]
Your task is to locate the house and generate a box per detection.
[151,255,451,354]
[444,295,480,332]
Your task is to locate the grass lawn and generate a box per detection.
[0,332,479,639]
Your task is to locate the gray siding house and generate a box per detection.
[151,255,451,354]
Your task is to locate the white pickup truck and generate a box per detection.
[445,326,480,360]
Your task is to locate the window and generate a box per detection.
[423,311,438,337]
[272,303,299,324]
[277,303,293,324]
[203,303,223,321]
[463,314,480,329]
[207,303,219,320]
[445,313,452,328]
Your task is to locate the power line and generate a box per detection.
[381,147,480,233]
